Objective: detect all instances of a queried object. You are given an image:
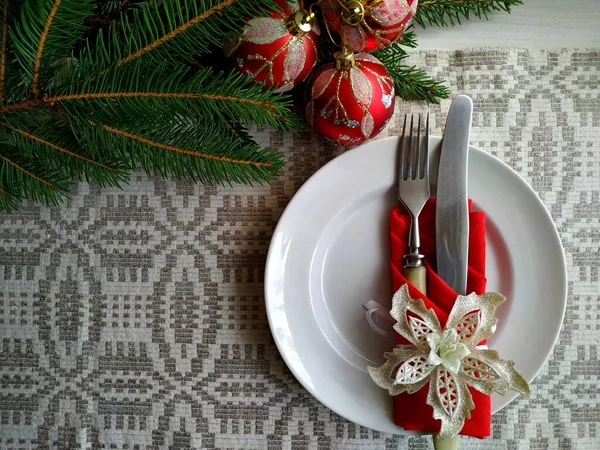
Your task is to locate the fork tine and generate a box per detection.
[409,114,417,180]
[421,112,430,180]
[399,114,408,181]
[406,114,412,180]
[417,114,423,179]
[408,114,413,180]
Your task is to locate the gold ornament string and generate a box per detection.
[320,0,352,50]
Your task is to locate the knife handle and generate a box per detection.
[404,265,427,296]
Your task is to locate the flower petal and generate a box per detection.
[427,366,475,439]
[445,292,505,348]
[391,284,442,348]
[368,347,427,396]
[394,355,435,391]
[462,349,531,397]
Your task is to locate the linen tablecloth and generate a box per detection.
[0,49,598,449]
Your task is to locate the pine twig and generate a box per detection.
[31,0,61,96]
[10,0,95,94]
[387,65,450,103]
[415,0,522,27]
[0,0,8,104]
[374,34,449,104]
[0,143,68,208]
[99,124,273,167]
[116,0,278,65]
[398,29,417,49]
[117,0,130,14]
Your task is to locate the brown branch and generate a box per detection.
[53,91,277,111]
[84,16,121,26]
[0,98,43,112]
[0,186,9,195]
[118,0,236,65]
[6,124,118,172]
[419,0,491,5]
[117,0,130,14]
[0,153,58,188]
[32,0,62,96]
[0,91,279,113]
[0,0,8,104]
[224,119,243,142]
[99,124,272,167]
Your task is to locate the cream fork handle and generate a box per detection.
[404,265,426,295]
[403,265,461,450]
[433,435,460,450]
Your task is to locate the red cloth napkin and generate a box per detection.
[390,199,490,437]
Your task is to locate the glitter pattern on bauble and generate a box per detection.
[305,52,395,146]
[323,0,418,52]
[224,0,320,92]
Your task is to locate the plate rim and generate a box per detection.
[264,136,567,433]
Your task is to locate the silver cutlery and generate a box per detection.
[398,112,430,294]
[433,95,474,450]
[435,94,473,295]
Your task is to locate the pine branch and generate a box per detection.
[9,0,95,94]
[30,0,61,95]
[389,65,450,103]
[94,0,148,20]
[84,118,285,184]
[0,143,68,209]
[374,35,449,103]
[0,1,29,104]
[0,0,8,105]
[415,0,522,27]
[398,29,417,49]
[2,109,127,186]
[376,45,449,103]
[117,0,130,14]
[40,57,301,132]
[372,29,417,63]
[115,0,278,65]
[0,1,299,211]
[0,185,20,212]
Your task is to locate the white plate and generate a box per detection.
[265,136,567,434]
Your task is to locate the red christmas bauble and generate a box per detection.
[323,0,418,52]
[306,50,395,146]
[224,0,320,92]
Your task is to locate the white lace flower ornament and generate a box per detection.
[368,284,530,439]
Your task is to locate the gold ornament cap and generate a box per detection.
[334,47,356,69]
[288,10,315,35]
[342,0,366,25]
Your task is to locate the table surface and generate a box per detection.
[1,47,598,449]
[416,0,600,50]
[0,3,599,450]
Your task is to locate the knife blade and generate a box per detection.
[435,95,473,295]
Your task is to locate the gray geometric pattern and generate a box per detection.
[0,49,599,449]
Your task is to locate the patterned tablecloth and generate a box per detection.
[0,49,598,450]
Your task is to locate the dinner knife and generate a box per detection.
[435,95,473,295]
[432,95,473,450]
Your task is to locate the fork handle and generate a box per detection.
[433,435,460,450]
[403,265,461,450]
[404,265,426,295]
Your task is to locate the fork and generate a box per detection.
[398,112,430,294]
